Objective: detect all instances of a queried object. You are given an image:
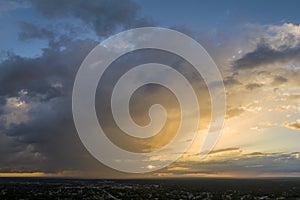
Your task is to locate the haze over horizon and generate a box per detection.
[1,0,300,178]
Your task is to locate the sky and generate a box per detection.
[0,0,300,178]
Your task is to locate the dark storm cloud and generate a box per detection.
[17,21,55,41]
[0,39,99,173]
[0,0,158,175]
[17,21,93,52]
[233,42,300,69]
[29,0,155,37]
[0,41,209,174]
[0,96,5,105]
[0,0,173,177]
[0,39,96,97]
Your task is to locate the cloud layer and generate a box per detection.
[1,1,300,178]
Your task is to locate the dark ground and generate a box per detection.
[0,177,300,199]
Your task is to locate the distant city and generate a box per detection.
[0,178,300,199]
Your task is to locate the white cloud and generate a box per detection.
[1,96,30,128]
[265,23,300,50]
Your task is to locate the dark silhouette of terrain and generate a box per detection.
[0,177,300,199]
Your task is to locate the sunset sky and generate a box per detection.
[1,0,300,178]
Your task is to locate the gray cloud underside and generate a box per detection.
[29,0,154,37]
[161,150,300,176]
[234,41,300,69]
